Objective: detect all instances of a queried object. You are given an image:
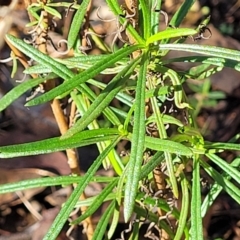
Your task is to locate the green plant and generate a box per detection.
[1,0,240,239]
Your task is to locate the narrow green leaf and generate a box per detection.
[0,176,114,194]
[124,52,149,222]
[27,6,42,20]
[131,219,140,240]
[25,20,39,27]
[139,0,151,39]
[174,175,189,240]
[206,153,240,184]
[144,136,193,156]
[75,193,116,208]
[205,142,240,151]
[0,128,120,158]
[44,6,62,19]
[200,159,240,204]
[60,54,110,63]
[201,183,222,218]
[24,61,125,75]
[24,65,53,74]
[140,151,165,179]
[108,206,120,239]
[147,28,197,45]
[63,57,140,138]
[43,136,120,240]
[108,167,127,239]
[0,74,55,111]
[150,0,161,36]
[67,0,91,49]
[69,90,123,173]
[201,158,240,217]
[158,44,240,63]
[162,115,184,127]
[26,44,144,106]
[92,200,115,240]
[191,156,203,240]
[71,179,118,224]
[106,0,122,16]
[136,192,180,220]
[162,55,240,71]
[106,0,145,45]
[77,84,121,126]
[5,34,73,80]
[169,0,195,27]
[71,78,134,107]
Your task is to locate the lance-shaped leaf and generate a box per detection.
[0,128,120,158]
[123,52,148,222]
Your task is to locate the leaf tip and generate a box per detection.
[123,186,135,223]
[24,100,36,107]
[123,203,131,223]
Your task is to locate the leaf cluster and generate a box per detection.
[1,0,240,239]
